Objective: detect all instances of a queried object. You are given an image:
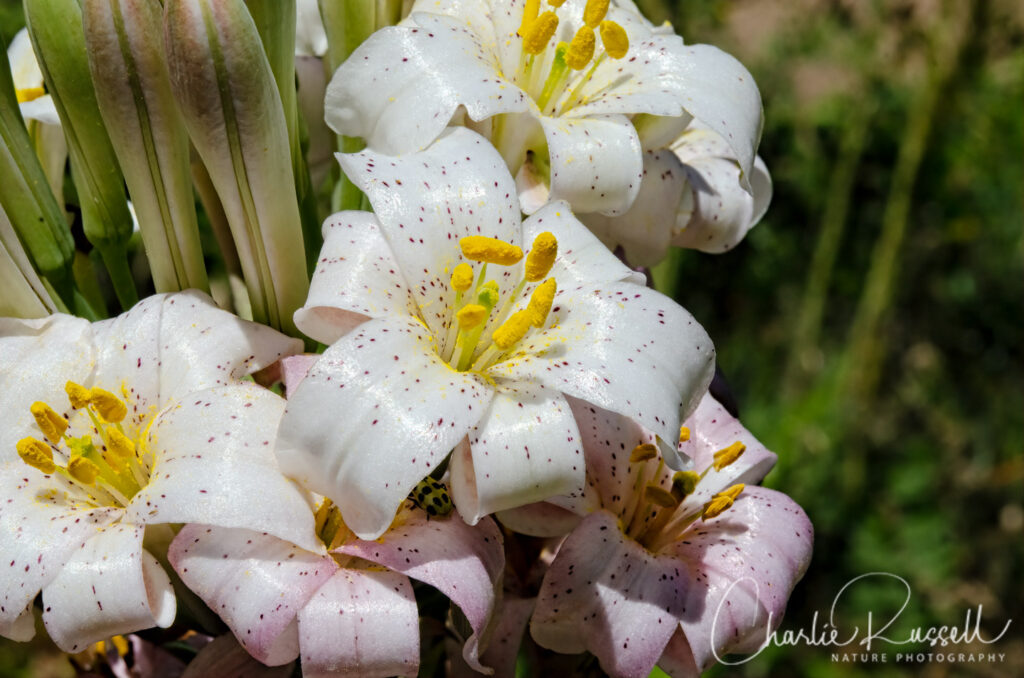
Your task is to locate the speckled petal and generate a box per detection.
[276,315,493,540]
[280,354,320,396]
[449,382,585,524]
[325,13,528,155]
[337,510,504,673]
[493,282,714,466]
[295,212,418,344]
[169,525,336,666]
[660,487,813,672]
[531,510,686,678]
[41,523,175,653]
[127,384,322,553]
[0,314,94,463]
[0,465,120,628]
[581,149,689,267]
[495,500,582,538]
[540,114,643,216]
[338,127,523,342]
[297,567,420,678]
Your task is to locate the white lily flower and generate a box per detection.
[0,291,308,651]
[276,127,715,540]
[325,0,762,217]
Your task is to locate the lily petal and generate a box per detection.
[325,13,529,155]
[495,500,582,538]
[531,510,686,678]
[541,114,643,216]
[277,315,493,540]
[338,510,505,673]
[297,567,420,678]
[41,523,175,653]
[0,604,35,642]
[169,525,336,666]
[449,382,584,525]
[295,212,418,344]
[127,384,322,553]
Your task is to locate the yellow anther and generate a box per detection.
[630,443,658,463]
[548,0,566,6]
[527,278,557,327]
[457,304,489,330]
[720,483,745,501]
[679,426,691,442]
[106,428,136,458]
[450,263,475,291]
[31,402,68,444]
[599,20,629,59]
[17,437,55,474]
[15,86,45,104]
[712,441,746,471]
[459,236,524,266]
[492,310,533,350]
[68,455,100,485]
[65,381,92,409]
[701,494,733,520]
[672,470,699,498]
[583,0,609,28]
[518,0,540,36]
[565,27,596,70]
[645,484,680,508]
[525,232,558,281]
[90,388,127,423]
[523,11,559,56]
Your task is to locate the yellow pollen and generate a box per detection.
[106,428,136,458]
[701,494,733,520]
[679,426,690,442]
[65,381,92,409]
[456,304,489,330]
[518,0,540,36]
[547,0,566,6]
[492,310,533,350]
[583,0,610,28]
[672,470,699,498]
[89,388,128,423]
[645,484,680,508]
[459,236,524,266]
[527,278,557,327]
[523,11,559,56]
[599,20,629,59]
[630,443,658,463]
[15,86,45,103]
[450,263,474,291]
[17,437,55,474]
[68,455,100,485]
[31,402,68,444]
[720,483,745,500]
[525,231,558,281]
[565,27,596,70]
[712,441,746,471]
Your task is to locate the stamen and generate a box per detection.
[106,428,136,458]
[524,231,558,281]
[599,20,629,59]
[702,484,744,520]
[547,0,566,6]
[522,11,559,56]
[712,441,746,471]
[89,388,128,423]
[31,402,68,444]
[630,443,658,463]
[456,304,489,330]
[65,381,92,409]
[582,0,609,28]
[450,263,475,291]
[565,27,596,70]
[17,437,55,474]
[518,0,540,36]
[527,278,557,327]
[15,86,46,104]
[459,236,524,266]
[679,426,691,442]
[720,483,745,500]
[68,455,101,485]
[492,309,533,350]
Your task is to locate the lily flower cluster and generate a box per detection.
[0,1,810,677]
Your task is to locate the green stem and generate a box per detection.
[97,242,139,310]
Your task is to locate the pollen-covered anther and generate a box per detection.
[583,0,610,28]
[720,483,745,500]
[671,470,699,500]
[645,484,680,508]
[630,443,658,463]
[68,455,101,485]
[106,428,136,458]
[492,310,533,350]
[547,0,566,7]
[527,278,557,327]
[90,388,128,423]
[679,426,691,443]
[525,231,558,281]
[459,236,524,266]
[712,441,746,471]
[457,304,489,330]
[450,263,475,291]
[523,11,559,56]
[565,27,596,70]
[17,437,55,474]
[518,0,540,36]
[702,483,745,520]
[31,401,68,444]
[65,381,92,409]
[599,20,629,59]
